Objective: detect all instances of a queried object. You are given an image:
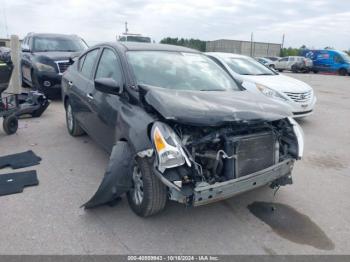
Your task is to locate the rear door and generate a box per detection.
[69,48,100,132]
[276,57,288,69]
[89,47,125,152]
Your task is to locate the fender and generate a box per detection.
[83,141,134,209]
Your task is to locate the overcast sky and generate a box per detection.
[1,0,349,50]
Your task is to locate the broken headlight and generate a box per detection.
[288,117,304,159]
[151,122,190,172]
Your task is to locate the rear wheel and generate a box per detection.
[127,158,167,217]
[65,100,85,136]
[313,70,319,74]
[291,65,298,73]
[278,69,284,72]
[339,68,347,76]
[3,115,18,135]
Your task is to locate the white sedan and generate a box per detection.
[206,52,316,118]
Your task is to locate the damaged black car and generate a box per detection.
[61,42,304,217]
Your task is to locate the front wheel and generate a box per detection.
[339,68,347,76]
[3,115,18,135]
[127,158,167,217]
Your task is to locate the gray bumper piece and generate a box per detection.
[82,141,134,209]
[193,159,294,206]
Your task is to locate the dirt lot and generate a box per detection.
[0,73,349,255]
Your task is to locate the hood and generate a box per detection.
[143,87,292,126]
[34,51,81,61]
[241,74,313,93]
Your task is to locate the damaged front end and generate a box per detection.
[149,117,303,206]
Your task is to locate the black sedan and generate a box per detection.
[62,42,303,217]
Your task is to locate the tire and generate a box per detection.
[278,69,284,72]
[269,64,275,70]
[291,65,298,73]
[127,157,167,217]
[313,70,318,74]
[65,99,85,136]
[3,115,18,135]
[30,71,38,90]
[21,76,29,87]
[339,68,347,76]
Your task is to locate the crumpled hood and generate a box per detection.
[34,51,81,61]
[144,87,292,126]
[242,74,313,93]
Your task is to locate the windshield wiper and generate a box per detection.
[55,50,78,52]
[199,89,225,91]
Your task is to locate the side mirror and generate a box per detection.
[94,78,121,95]
[22,46,31,52]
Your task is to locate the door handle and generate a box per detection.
[68,81,73,87]
[86,93,94,100]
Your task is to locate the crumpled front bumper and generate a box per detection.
[163,158,294,206]
[192,159,294,206]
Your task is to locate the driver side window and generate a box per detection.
[95,48,123,86]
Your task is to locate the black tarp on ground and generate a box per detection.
[0,170,39,196]
[0,150,41,169]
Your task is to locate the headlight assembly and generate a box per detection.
[288,117,304,159]
[151,122,190,172]
[35,62,56,72]
[256,83,287,101]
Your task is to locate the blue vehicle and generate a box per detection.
[303,50,350,75]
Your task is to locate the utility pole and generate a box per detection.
[281,33,285,56]
[125,21,129,34]
[250,32,253,57]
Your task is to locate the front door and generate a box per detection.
[89,47,125,152]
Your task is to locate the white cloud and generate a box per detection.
[0,0,349,50]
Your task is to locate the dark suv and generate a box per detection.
[21,33,88,97]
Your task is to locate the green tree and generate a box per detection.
[160,37,206,52]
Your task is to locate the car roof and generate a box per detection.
[205,52,250,59]
[101,42,200,53]
[27,33,79,38]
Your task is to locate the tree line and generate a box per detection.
[160,37,350,57]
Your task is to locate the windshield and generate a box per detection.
[223,57,276,75]
[127,51,239,91]
[33,37,88,52]
[339,51,350,62]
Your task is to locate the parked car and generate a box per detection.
[303,49,350,75]
[291,57,313,73]
[62,42,303,217]
[20,33,88,97]
[255,57,276,69]
[275,56,313,72]
[265,56,281,62]
[206,52,316,118]
[0,47,11,63]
